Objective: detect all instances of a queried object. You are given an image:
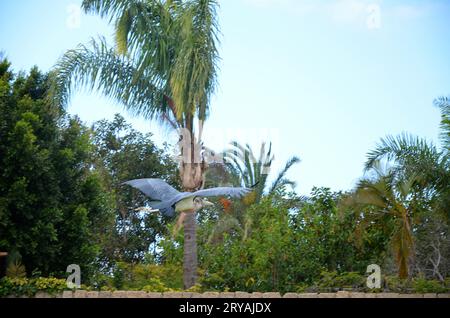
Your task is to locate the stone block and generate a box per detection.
[74,290,87,298]
[297,293,318,298]
[163,292,183,298]
[98,291,112,298]
[111,291,128,298]
[62,291,73,298]
[318,293,336,298]
[126,291,147,298]
[200,292,220,298]
[262,292,281,298]
[235,292,251,298]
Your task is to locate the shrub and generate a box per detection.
[108,262,183,291]
[33,277,67,294]
[0,277,34,297]
[315,271,365,291]
[335,272,366,290]
[412,278,447,293]
[6,260,26,278]
[0,277,68,297]
[141,278,173,292]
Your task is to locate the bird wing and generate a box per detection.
[192,187,251,199]
[123,178,180,202]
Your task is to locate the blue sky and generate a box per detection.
[1,0,449,195]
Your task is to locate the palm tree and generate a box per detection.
[366,108,449,220]
[206,141,300,243]
[224,141,300,201]
[49,0,220,289]
[352,100,450,278]
[345,163,416,278]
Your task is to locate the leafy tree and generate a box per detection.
[91,114,179,264]
[0,59,114,282]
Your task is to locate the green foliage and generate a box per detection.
[157,187,390,292]
[196,195,298,292]
[314,271,366,292]
[108,262,183,291]
[221,141,300,201]
[0,59,115,282]
[434,96,450,150]
[52,0,220,127]
[356,116,450,279]
[382,276,448,293]
[0,60,181,283]
[0,277,67,297]
[91,114,179,265]
[141,278,172,292]
[1,52,449,294]
[6,260,26,279]
[412,277,447,294]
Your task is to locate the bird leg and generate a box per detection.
[135,207,159,213]
[173,212,187,237]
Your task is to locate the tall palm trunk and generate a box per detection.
[396,212,414,279]
[181,164,202,289]
[183,211,197,289]
[179,124,204,289]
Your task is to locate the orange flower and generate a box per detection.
[219,198,232,213]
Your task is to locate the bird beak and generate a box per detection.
[202,199,214,207]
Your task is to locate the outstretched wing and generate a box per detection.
[123,179,180,202]
[192,187,251,199]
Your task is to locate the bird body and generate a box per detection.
[124,178,250,217]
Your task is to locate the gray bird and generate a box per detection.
[124,178,251,217]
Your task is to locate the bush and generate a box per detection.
[141,278,173,292]
[315,271,366,292]
[383,276,410,293]
[335,272,366,290]
[383,276,448,293]
[108,262,183,291]
[0,277,68,297]
[412,278,447,293]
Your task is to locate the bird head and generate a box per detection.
[194,197,214,210]
[176,197,215,213]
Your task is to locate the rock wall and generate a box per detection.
[23,291,450,298]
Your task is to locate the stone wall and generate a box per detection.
[25,291,450,298]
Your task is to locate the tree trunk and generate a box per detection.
[179,117,205,289]
[183,212,197,289]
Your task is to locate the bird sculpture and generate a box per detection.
[123,178,251,217]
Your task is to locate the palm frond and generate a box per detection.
[434,96,450,150]
[269,156,300,193]
[49,37,173,123]
[365,133,438,172]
